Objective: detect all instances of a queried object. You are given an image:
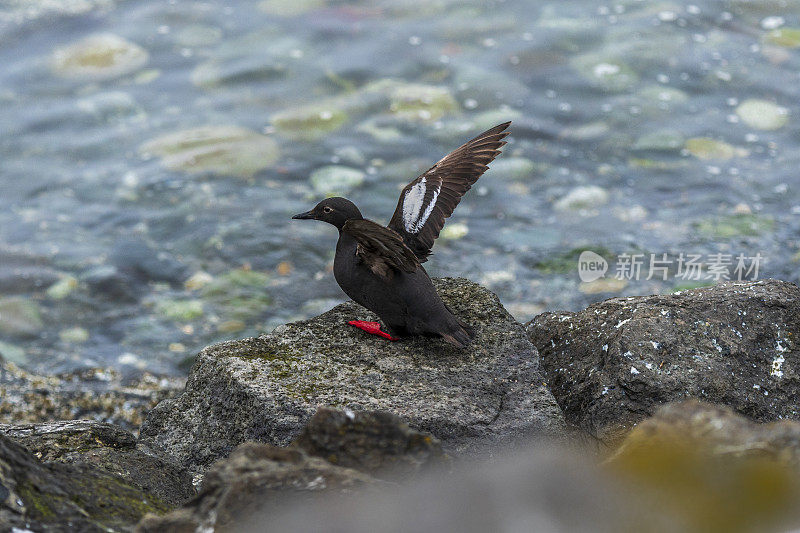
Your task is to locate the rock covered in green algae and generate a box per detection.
[51,33,149,81]
[139,125,279,178]
[0,420,194,508]
[138,278,566,473]
[137,441,381,533]
[0,432,170,532]
[526,280,800,445]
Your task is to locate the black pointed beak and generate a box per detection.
[292,210,315,220]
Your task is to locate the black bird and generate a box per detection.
[292,122,510,348]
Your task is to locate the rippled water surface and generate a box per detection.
[2,0,799,374]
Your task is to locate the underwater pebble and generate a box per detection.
[684,138,745,160]
[0,297,44,337]
[735,99,789,131]
[310,166,365,196]
[175,24,223,47]
[440,223,469,240]
[140,126,279,178]
[632,129,685,152]
[272,104,349,141]
[0,340,26,365]
[554,186,609,212]
[486,157,537,180]
[763,27,800,48]
[155,299,204,322]
[386,82,459,122]
[46,275,78,300]
[59,327,90,344]
[571,55,639,93]
[185,271,214,291]
[51,33,148,81]
[258,0,324,16]
[579,278,628,294]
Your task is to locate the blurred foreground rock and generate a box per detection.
[139,278,565,473]
[137,443,382,533]
[293,407,447,481]
[608,400,800,532]
[527,280,800,443]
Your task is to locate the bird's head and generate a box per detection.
[291,197,363,230]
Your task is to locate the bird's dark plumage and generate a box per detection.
[292,122,511,348]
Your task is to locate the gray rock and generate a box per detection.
[0,432,169,532]
[136,443,381,533]
[293,407,447,481]
[526,280,800,444]
[139,278,565,473]
[0,420,195,508]
[225,445,672,533]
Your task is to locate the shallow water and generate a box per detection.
[1,0,798,374]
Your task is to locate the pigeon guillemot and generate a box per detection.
[292,121,510,348]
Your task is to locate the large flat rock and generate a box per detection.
[527,279,800,443]
[139,278,565,472]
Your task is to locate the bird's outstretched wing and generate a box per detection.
[387,121,510,261]
[343,219,420,280]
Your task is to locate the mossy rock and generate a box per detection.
[139,278,565,473]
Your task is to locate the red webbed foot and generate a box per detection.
[347,320,398,341]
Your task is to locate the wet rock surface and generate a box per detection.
[0,420,195,508]
[526,279,800,443]
[139,277,566,473]
[136,442,381,533]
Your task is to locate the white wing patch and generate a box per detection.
[402,177,440,234]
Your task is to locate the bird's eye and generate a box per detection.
[323,206,333,213]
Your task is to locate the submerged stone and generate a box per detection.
[272,103,349,141]
[684,137,744,160]
[0,341,26,365]
[571,55,639,93]
[632,129,684,152]
[735,99,789,130]
[310,165,365,196]
[553,185,609,212]
[763,27,800,48]
[257,0,325,16]
[0,297,43,338]
[484,157,537,180]
[140,126,279,178]
[155,299,204,322]
[59,326,90,344]
[46,275,78,300]
[51,33,149,81]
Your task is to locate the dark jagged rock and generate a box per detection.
[0,432,169,532]
[139,278,565,473]
[292,407,447,480]
[136,443,381,533]
[0,420,195,507]
[526,279,800,443]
